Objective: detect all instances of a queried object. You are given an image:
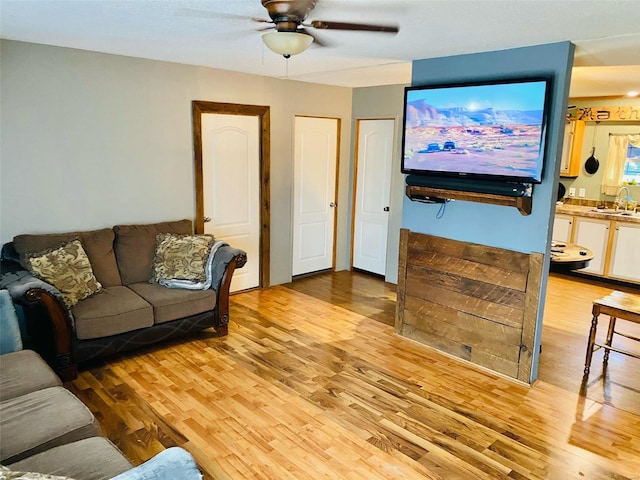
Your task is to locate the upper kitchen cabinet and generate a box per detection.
[560,120,584,177]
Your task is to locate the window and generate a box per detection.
[622,143,640,185]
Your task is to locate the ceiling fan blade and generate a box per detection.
[309,20,399,33]
[251,17,274,24]
[175,7,254,22]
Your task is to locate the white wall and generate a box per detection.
[0,40,353,285]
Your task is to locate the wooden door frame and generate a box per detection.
[350,118,363,271]
[192,101,270,288]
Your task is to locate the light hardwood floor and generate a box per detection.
[69,271,640,480]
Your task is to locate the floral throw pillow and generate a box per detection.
[0,465,76,479]
[26,239,103,308]
[158,239,226,290]
[151,233,215,284]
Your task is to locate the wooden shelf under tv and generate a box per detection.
[405,185,533,216]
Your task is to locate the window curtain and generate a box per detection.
[601,134,640,195]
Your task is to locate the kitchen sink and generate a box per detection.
[587,208,617,214]
[586,208,639,217]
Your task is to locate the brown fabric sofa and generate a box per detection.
[1,219,246,380]
[1,350,203,480]
[0,349,134,479]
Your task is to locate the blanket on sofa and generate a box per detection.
[0,290,23,354]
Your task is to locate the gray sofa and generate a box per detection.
[1,219,246,380]
[0,349,204,480]
[0,290,203,480]
[0,349,133,478]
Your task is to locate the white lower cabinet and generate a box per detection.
[553,210,639,284]
[574,217,610,275]
[609,222,640,282]
[552,214,573,243]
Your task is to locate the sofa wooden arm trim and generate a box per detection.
[25,288,77,381]
[214,252,247,337]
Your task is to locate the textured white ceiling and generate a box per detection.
[1,0,639,97]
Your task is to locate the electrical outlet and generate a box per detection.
[569,187,576,197]
[579,188,586,198]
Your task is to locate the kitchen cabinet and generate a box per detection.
[609,222,640,282]
[552,206,640,284]
[559,120,584,178]
[573,217,610,275]
[552,214,573,243]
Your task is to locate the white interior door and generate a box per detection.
[353,119,394,276]
[201,113,260,292]
[292,116,338,276]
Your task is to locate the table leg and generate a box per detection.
[603,316,617,364]
[584,313,599,376]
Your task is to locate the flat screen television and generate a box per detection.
[401,77,551,184]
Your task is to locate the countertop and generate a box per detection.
[555,204,640,224]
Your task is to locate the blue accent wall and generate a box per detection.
[404,42,575,381]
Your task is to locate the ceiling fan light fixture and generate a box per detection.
[262,31,313,58]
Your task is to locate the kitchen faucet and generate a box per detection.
[617,186,631,211]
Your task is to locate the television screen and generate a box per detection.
[401,78,550,183]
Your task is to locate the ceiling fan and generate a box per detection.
[256,0,399,57]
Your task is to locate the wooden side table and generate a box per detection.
[584,291,640,376]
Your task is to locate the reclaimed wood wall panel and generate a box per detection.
[396,229,544,383]
[394,229,409,335]
[518,253,544,383]
[404,269,526,328]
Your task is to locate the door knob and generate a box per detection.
[204,216,212,223]
[330,202,337,208]
[383,206,390,212]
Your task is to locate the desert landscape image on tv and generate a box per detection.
[403,81,547,180]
